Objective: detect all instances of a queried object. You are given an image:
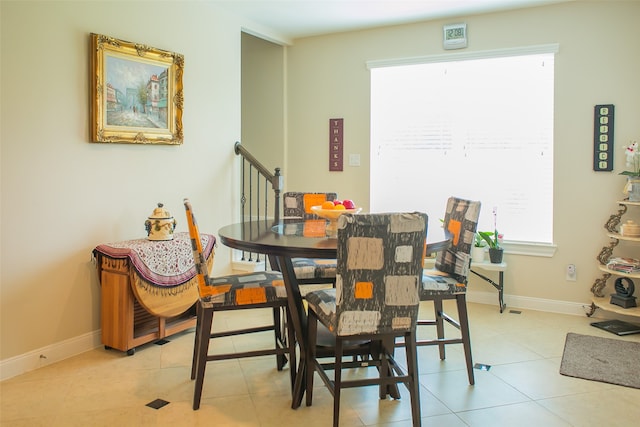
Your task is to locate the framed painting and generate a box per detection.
[90,33,184,144]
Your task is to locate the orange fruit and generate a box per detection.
[334,204,346,210]
[321,201,335,209]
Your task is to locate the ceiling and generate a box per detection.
[213,0,570,40]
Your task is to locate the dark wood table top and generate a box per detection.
[218,218,450,257]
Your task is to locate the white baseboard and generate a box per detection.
[467,290,592,316]
[0,330,102,382]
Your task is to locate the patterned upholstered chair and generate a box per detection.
[418,197,481,385]
[184,199,295,410]
[305,212,427,427]
[283,191,338,219]
[281,191,339,285]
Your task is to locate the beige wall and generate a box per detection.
[0,1,274,365]
[2,0,639,375]
[284,2,640,305]
[241,33,285,173]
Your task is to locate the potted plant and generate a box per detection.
[471,233,487,263]
[478,230,504,263]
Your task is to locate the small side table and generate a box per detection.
[469,261,507,313]
[93,232,215,355]
[423,258,507,312]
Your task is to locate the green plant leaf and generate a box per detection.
[474,233,487,247]
[478,231,499,248]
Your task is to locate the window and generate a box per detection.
[369,46,557,248]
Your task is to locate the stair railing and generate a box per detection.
[234,141,283,262]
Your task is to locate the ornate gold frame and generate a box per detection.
[90,33,183,144]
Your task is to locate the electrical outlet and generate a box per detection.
[566,264,576,281]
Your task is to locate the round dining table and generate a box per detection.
[218,217,450,408]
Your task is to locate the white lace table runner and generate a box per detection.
[94,232,215,286]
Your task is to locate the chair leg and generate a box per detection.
[305,310,319,407]
[377,339,391,400]
[404,330,422,427]
[193,308,214,410]
[333,338,343,427]
[434,297,446,360]
[285,307,297,393]
[456,294,474,385]
[190,302,202,380]
[292,358,306,409]
[273,306,287,371]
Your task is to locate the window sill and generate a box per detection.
[501,241,556,257]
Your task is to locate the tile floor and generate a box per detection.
[2,301,640,426]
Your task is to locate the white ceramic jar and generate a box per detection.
[145,203,177,240]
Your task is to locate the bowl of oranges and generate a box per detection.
[310,200,361,237]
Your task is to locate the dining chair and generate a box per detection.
[183,199,296,410]
[280,191,339,285]
[304,212,427,427]
[417,197,481,385]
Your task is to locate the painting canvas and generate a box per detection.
[90,33,184,144]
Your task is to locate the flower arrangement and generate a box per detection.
[621,141,639,177]
[478,207,503,249]
[477,208,505,263]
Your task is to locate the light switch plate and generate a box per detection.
[349,154,360,166]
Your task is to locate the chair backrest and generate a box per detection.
[435,197,481,282]
[334,212,427,336]
[184,198,216,299]
[283,192,337,219]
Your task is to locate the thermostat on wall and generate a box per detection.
[443,23,467,50]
